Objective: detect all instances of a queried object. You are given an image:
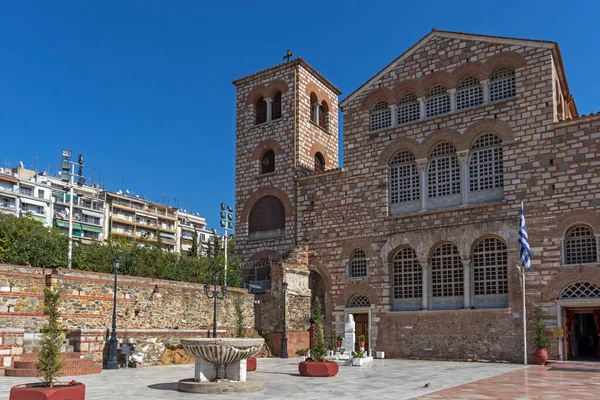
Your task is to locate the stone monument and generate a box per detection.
[344,314,355,352]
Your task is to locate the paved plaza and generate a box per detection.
[3,358,600,399]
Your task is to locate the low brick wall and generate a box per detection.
[0,328,24,373]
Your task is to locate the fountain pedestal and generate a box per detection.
[178,338,264,394]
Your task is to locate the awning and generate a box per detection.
[21,198,48,207]
[27,215,47,223]
[136,212,158,220]
[52,191,65,197]
[81,209,104,219]
[0,192,17,199]
[159,231,176,239]
[55,220,82,231]
[0,175,18,184]
[81,224,103,233]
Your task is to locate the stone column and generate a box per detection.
[265,97,273,122]
[457,150,470,205]
[448,88,457,112]
[389,104,398,127]
[418,97,427,119]
[481,80,490,103]
[312,103,320,125]
[419,258,429,310]
[462,257,471,309]
[416,158,429,211]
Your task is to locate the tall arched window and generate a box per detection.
[314,152,325,172]
[470,133,504,192]
[428,142,460,198]
[431,243,463,309]
[272,91,282,120]
[397,93,420,124]
[564,225,598,265]
[489,68,516,102]
[472,237,508,297]
[456,77,483,110]
[261,149,275,174]
[393,248,422,300]
[309,93,319,124]
[389,151,419,204]
[256,97,267,124]
[349,249,367,278]
[248,196,285,236]
[319,101,329,131]
[370,101,391,131]
[426,85,450,117]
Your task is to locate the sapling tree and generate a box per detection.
[37,286,65,387]
[310,297,326,362]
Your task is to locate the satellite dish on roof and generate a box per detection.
[126,190,130,194]
[19,161,24,168]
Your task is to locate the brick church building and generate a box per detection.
[233,30,600,363]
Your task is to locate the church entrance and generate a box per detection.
[565,309,600,361]
[353,313,369,353]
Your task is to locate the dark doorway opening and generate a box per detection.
[571,312,599,361]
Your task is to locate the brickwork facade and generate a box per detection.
[234,30,600,363]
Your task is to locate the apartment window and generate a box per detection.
[389,150,419,204]
[256,96,267,124]
[393,247,422,299]
[397,93,420,124]
[20,187,32,196]
[456,77,483,110]
[272,91,282,120]
[370,101,391,131]
[489,68,516,102]
[349,249,367,278]
[428,142,460,198]
[470,133,504,191]
[473,237,508,296]
[261,150,275,174]
[426,85,450,117]
[431,243,463,297]
[37,189,45,199]
[564,225,598,265]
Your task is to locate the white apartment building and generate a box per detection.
[0,167,53,227]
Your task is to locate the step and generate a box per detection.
[19,352,84,361]
[5,363,102,377]
[13,359,96,369]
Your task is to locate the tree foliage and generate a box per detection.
[0,214,243,287]
[37,286,64,387]
[310,296,326,362]
[234,295,246,338]
[533,305,549,349]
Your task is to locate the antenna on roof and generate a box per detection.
[173,197,179,207]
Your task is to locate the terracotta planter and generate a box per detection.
[246,357,257,371]
[298,361,339,377]
[10,382,85,400]
[358,341,365,348]
[336,341,342,347]
[535,348,548,365]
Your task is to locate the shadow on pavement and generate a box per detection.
[148,382,179,391]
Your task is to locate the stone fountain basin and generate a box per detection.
[181,338,264,365]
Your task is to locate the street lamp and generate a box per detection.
[106,259,120,369]
[60,150,85,269]
[204,271,226,338]
[220,203,234,287]
[281,281,289,358]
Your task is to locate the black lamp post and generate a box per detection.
[281,281,288,358]
[204,271,226,338]
[106,259,120,369]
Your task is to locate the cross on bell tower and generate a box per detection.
[283,49,294,63]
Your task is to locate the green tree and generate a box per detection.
[37,287,65,387]
[189,230,199,258]
[310,296,326,362]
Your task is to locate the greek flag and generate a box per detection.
[518,202,532,271]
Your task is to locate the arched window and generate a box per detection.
[397,93,420,124]
[256,97,267,124]
[470,133,504,191]
[456,77,483,110]
[393,248,422,299]
[431,243,463,300]
[428,142,460,198]
[473,237,508,296]
[319,101,329,131]
[248,196,285,235]
[349,249,367,278]
[559,282,600,299]
[426,85,450,117]
[272,91,282,120]
[314,152,325,172]
[347,294,370,308]
[310,93,319,124]
[389,151,419,204]
[261,149,275,174]
[489,68,516,102]
[243,258,272,293]
[370,101,391,131]
[564,225,598,265]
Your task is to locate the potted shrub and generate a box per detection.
[234,296,256,371]
[336,336,343,348]
[533,305,549,365]
[296,348,308,362]
[351,350,365,366]
[10,287,86,400]
[298,297,339,377]
[358,334,366,350]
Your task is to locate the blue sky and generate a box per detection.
[1,1,598,231]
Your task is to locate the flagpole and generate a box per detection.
[522,263,527,366]
[520,201,528,366]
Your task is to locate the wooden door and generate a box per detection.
[354,313,368,352]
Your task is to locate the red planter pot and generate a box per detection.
[535,348,548,365]
[246,357,257,371]
[10,382,85,400]
[298,361,339,377]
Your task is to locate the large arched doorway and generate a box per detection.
[346,294,371,353]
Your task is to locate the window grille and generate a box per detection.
[370,102,391,131]
[473,238,508,296]
[314,152,325,172]
[431,243,463,297]
[272,91,282,120]
[397,93,420,124]
[564,225,598,265]
[426,85,450,117]
[393,248,422,299]
[469,133,504,191]
[456,77,483,110]
[248,196,285,233]
[389,151,419,204]
[347,294,370,308]
[559,282,600,299]
[261,150,275,174]
[428,142,460,198]
[489,68,516,102]
[256,97,267,124]
[349,249,368,277]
